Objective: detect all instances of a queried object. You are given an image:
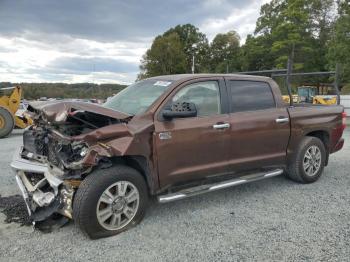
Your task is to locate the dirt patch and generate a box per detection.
[0,194,31,226]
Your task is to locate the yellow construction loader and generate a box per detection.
[0,86,33,138]
[282,86,337,105]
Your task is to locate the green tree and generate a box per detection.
[164,24,210,73]
[0,82,126,100]
[259,0,315,70]
[327,0,350,83]
[138,32,187,79]
[308,0,335,71]
[243,0,337,73]
[210,31,241,73]
[240,34,275,71]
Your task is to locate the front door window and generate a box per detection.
[172,81,221,117]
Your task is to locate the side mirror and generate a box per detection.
[162,102,197,120]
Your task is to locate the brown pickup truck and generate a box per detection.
[11,74,346,238]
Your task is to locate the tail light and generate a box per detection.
[342,112,347,130]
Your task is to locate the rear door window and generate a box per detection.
[228,80,275,113]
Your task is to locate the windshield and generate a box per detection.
[298,87,318,98]
[103,79,173,115]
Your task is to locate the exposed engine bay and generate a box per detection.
[43,110,122,136]
[12,101,133,230]
[27,101,128,136]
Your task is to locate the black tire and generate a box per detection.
[73,165,148,239]
[286,136,326,183]
[0,107,14,138]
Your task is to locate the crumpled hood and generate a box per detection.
[28,100,131,123]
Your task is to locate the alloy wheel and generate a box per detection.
[96,181,140,231]
[303,145,322,176]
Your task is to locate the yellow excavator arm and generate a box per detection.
[282,86,337,106]
[313,96,337,105]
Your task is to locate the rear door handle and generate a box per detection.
[275,117,289,124]
[213,123,230,129]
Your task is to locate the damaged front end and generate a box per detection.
[11,101,134,230]
[12,147,75,229]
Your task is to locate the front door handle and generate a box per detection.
[275,117,289,124]
[213,123,230,129]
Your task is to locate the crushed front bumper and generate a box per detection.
[11,147,48,174]
[11,147,74,225]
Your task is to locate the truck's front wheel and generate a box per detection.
[73,165,148,239]
[286,136,326,183]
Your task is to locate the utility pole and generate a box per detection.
[286,43,295,106]
[225,45,230,74]
[92,63,95,84]
[191,43,197,74]
[192,54,195,74]
[335,63,340,105]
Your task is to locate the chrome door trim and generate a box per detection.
[213,123,230,129]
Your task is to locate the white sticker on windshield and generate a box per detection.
[154,81,171,87]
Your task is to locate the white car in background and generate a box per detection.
[15,102,28,117]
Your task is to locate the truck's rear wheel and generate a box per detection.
[0,107,14,138]
[73,165,148,239]
[286,136,326,183]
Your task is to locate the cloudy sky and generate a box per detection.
[0,0,270,84]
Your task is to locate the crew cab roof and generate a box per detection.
[148,73,271,83]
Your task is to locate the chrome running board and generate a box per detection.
[157,169,283,203]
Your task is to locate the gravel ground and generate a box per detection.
[0,129,349,262]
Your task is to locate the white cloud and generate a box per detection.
[200,0,271,43]
[0,0,271,84]
[0,36,147,84]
